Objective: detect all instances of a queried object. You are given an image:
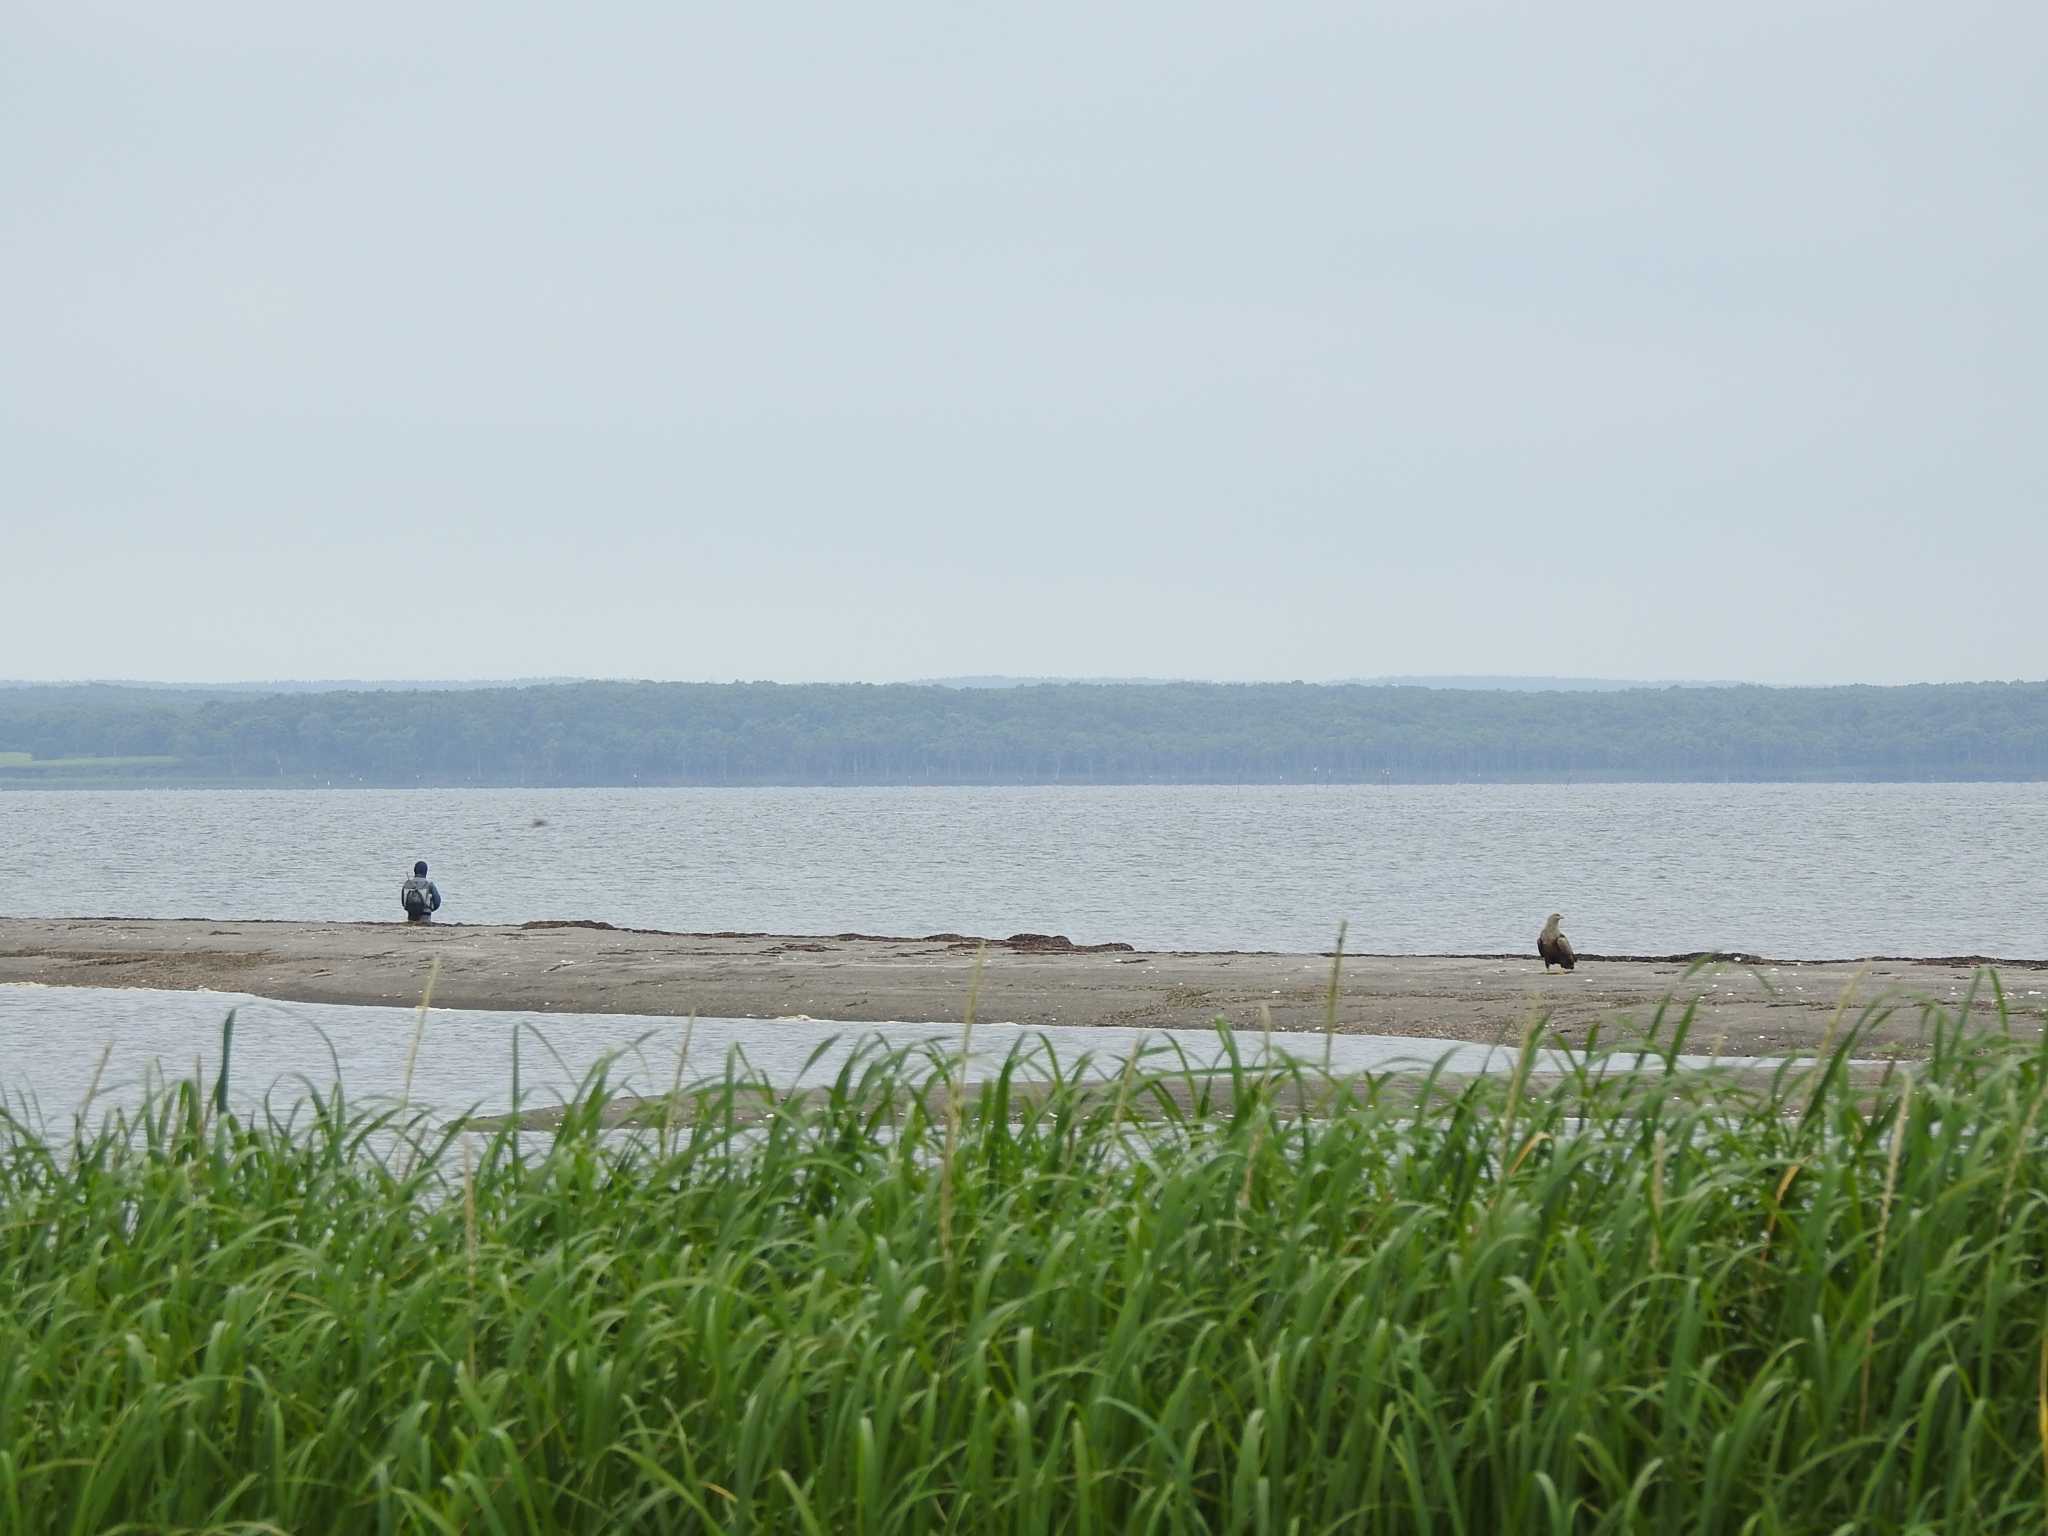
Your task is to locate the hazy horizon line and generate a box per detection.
[6,672,2045,694]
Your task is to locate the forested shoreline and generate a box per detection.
[3,679,2046,786]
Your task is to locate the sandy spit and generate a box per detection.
[3,918,2043,1056]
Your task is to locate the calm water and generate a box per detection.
[1,783,2044,957]
[0,985,1740,1124]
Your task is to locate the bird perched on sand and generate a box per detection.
[1538,913,1576,972]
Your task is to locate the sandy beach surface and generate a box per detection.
[4,918,2043,1055]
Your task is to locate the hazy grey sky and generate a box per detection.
[6,2,2043,685]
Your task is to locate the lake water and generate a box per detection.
[2,783,2044,956]
[0,985,1746,1125]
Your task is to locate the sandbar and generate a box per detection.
[3,918,2042,1056]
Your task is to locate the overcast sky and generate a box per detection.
[5,2,2043,685]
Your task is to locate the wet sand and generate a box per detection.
[4,918,2043,1056]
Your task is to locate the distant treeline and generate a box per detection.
[2,680,2046,786]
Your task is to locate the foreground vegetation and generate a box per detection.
[4,986,2048,1531]
[4,676,2047,784]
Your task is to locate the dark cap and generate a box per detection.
[413,861,428,877]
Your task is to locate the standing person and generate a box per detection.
[400,861,442,923]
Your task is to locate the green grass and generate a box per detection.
[4,981,2048,1532]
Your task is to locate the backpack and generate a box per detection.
[402,880,430,917]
